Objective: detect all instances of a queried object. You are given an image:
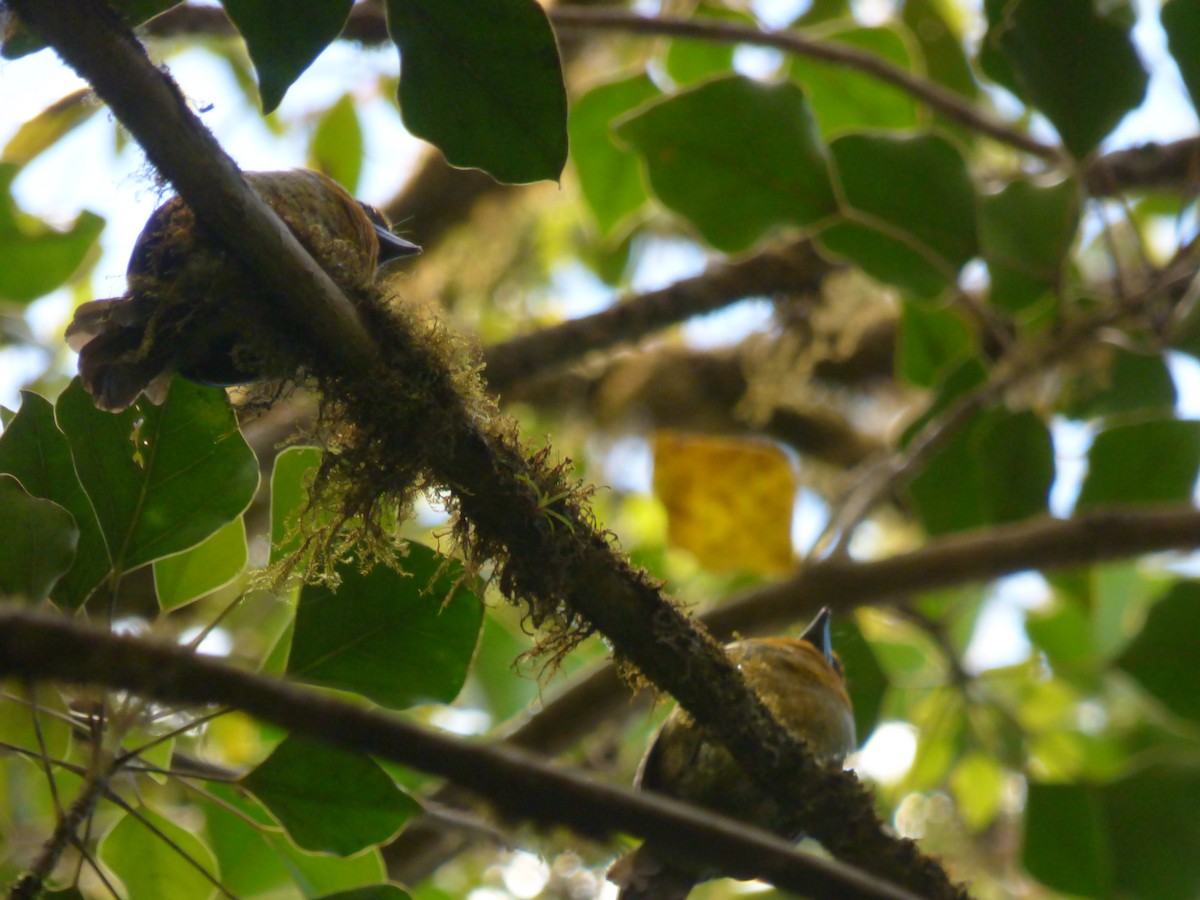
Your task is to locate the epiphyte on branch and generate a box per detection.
[609,608,856,899]
[66,168,420,411]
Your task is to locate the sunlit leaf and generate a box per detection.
[0,164,103,304]
[569,73,659,235]
[308,93,363,194]
[243,735,420,855]
[98,806,219,900]
[652,431,796,575]
[153,515,247,609]
[617,75,836,252]
[1,89,97,168]
[385,0,567,184]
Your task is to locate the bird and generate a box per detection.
[609,608,856,900]
[66,169,420,412]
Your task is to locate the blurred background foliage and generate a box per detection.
[3,0,1200,897]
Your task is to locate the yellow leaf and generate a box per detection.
[651,431,796,575]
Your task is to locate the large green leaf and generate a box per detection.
[820,132,977,297]
[269,445,324,565]
[289,544,483,708]
[242,735,420,855]
[153,515,247,609]
[1163,0,1200,115]
[98,806,219,900]
[1117,582,1200,724]
[1063,348,1177,421]
[222,0,353,113]
[979,177,1079,315]
[616,75,836,252]
[385,0,567,184]
[0,391,108,608]
[0,164,103,304]
[1026,767,1200,899]
[982,0,1147,158]
[1076,419,1200,510]
[663,3,752,86]
[569,73,660,235]
[790,25,921,136]
[308,94,364,194]
[56,378,259,574]
[0,475,77,601]
[897,299,974,388]
[908,408,1054,534]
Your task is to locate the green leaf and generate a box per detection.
[900,0,979,129]
[270,834,386,896]
[616,75,836,252]
[318,887,412,900]
[222,0,353,113]
[982,0,1148,158]
[201,788,294,898]
[1026,598,1095,668]
[1076,419,1200,510]
[98,806,219,900]
[821,132,977,297]
[1163,0,1200,115]
[1117,581,1200,723]
[979,177,1079,315]
[270,445,324,564]
[1,89,98,168]
[569,73,660,235]
[663,4,751,85]
[908,408,1053,534]
[831,617,888,746]
[0,391,108,607]
[898,299,974,388]
[385,0,567,184]
[0,475,77,601]
[1026,768,1200,899]
[153,515,248,609]
[1063,348,1177,420]
[0,164,104,304]
[56,378,259,573]
[289,544,483,708]
[242,735,420,855]
[308,94,363,195]
[790,25,921,137]
[1024,781,1111,896]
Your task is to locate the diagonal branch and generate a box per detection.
[10,0,960,895]
[0,607,920,900]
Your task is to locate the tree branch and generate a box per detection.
[483,239,833,390]
[1086,137,1200,197]
[386,502,1200,879]
[12,0,960,895]
[0,607,920,900]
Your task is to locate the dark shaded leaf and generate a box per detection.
[1163,0,1200,115]
[223,0,353,113]
[1076,419,1200,509]
[56,378,259,573]
[0,475,77,600]
[898,299,974,388]
[820,132,976,297]
[1117,581,1200,723]
[289,543,483,708]
[0,391,108,607]
[982,0,1147,158]
[386,0,567,184]
[979,177,1079,315]
[243,735,420,855]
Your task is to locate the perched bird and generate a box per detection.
[66,169,420,412]
[610,608,856,900]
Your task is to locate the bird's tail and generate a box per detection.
[67,299,170,411]
[609,846,698,900]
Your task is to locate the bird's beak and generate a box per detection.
[800,607,834,665]
[375,225,421,261]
